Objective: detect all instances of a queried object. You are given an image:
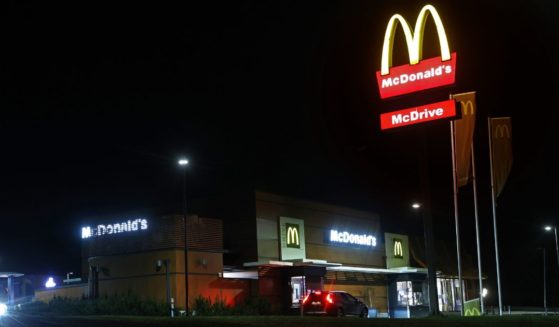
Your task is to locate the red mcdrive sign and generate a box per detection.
[376,53,456,99]
[380,99,457,130]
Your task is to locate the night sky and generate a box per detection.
[1,1,558,308]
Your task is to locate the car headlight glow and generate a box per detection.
[0,303,7,316]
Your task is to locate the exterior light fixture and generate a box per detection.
[178,159,189,166]
[412,203,421,209]
[0,303,7,316]
[45,277,56,288]
[482,288,488,298]
[545,226,552,231]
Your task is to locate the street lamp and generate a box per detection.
[410,201,439,315]
[178,158,189,315]
[544,225,559,268]
[45,277,56,288]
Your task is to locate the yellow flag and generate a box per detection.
[452,92,476,187]
[490,117,513,197]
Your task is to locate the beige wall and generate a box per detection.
[35,284,88,303]
[88,248,249,310]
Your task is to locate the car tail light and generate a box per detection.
[326,293,334,304]
[302,294,310,305]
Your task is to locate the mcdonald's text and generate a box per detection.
[376,53,456,99]
[329,230,376,247]
[380,99,457,130]
[81,218,148,239]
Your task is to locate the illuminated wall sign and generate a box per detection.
[81,218,148,239]
[385,232,410,268]
[279,217,306,260]
[329,230,377,248]
[376,5,456,99]
[380,99,457,130]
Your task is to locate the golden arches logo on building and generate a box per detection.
[286,223,300,248]
[494,124,511,139]
[465,307,481,316]
[393,239,404,259]
[381,4,450,75]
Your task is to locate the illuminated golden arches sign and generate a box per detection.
[376,4,456,99]
[393,239,404,258]
[381,4,450,75]
[286,223,300,248]
[465,307,481,316]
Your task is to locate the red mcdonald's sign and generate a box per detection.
[376,5,456,99]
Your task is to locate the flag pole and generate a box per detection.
[471,141,484,314]
[488,117,503,316]
[450,118,464,316]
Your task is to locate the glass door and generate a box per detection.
[291,276,305,306]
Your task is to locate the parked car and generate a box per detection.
[302,290,368,317]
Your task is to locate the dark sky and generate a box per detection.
[1,0,558,307]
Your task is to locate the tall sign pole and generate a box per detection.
[450,119,464,315]
[375,5,459,316]
[419,130,440,316]
[471,142,484,314]
[487,118,503,315]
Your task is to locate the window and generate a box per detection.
[396,281,413,306]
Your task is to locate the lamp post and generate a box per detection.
[64,272,74,284]
[544,225,559,269]
[178,158,189,315]
[537,247,547,315]
[412,201,439,315]
[156,259,173,317]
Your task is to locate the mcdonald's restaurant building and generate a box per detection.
[196,191,431,316]
[35,191,479,317]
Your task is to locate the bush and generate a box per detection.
[242,296,272,315]
[192,295,212,315]
[26,291,169,316]
[191,295,272,316]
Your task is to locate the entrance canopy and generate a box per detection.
[327,266,427,274]
[0,272,24,278]
[243,258,342,268]
[239,260,426,277]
